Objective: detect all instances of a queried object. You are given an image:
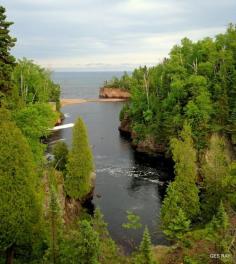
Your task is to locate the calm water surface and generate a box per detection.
[52,72,172,250]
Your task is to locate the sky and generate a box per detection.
[2,0,236,71]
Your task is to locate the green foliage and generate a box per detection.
[201,134,231,219]
[122,211,142,230]
[0,6,16,96]
[93,209,125,264]
[0,112,41,259]
[161,124,199,240]
[119,24,236,149]
[14,103,58,162]
[59,220,100,264]
[65,117,94,199]
[52,141,68,173]
[133,227,156,264]
[119,103,130,121]
[209,201,229,232]
[163,208,190,240]
[43,169,64,264]
[12,58,60,106]
[104,72,131,90]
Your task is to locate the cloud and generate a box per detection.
[1,0,236,71]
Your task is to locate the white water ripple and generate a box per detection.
[96,166,164,185]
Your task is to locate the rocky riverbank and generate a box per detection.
[119,116,166,155]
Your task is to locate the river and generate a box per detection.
[52,72,172,250]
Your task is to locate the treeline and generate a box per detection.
[0,6,154,264]
[103,72,131,90]
[119,25,236,151]
[117,25,236,263]
[0,5,62,263]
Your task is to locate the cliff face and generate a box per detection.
[119,117,166,155]
[99,87,131,99]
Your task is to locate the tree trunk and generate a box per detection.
[6,245,14,264]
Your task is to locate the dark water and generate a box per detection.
[52,72,172,250]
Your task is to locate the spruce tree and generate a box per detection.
[163,208,190,240]
[134,227,156,264]
[0,6,16,96]
[210,201,229,233]
[65,117,94,199]
[0,110,40,263]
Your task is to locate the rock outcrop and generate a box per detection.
[64,172,96,224]
[119,117,166,155]
[99,87,131,99]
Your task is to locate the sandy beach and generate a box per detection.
[60,98,127,107]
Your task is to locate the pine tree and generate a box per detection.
[0,6,16,96]
[0,110,40,264]
[65,117,94,199]
[134,227,156,264]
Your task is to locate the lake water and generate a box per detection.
[52,72,172,251]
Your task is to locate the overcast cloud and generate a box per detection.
[1,0,236,71]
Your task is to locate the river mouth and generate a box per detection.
[49,101,173,252]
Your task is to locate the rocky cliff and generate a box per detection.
[99,87,131,99]
[119,116,166,155]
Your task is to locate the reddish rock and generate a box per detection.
[99,87,131,99]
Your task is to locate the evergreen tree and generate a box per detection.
[48,184,61,264]
[0,6,16,96]
[52,141,68,173]
[169,123,200,219]
[201,134,231,219]
[93,209,122,264]
[65,117,94,199]
[134,227,156,264]
[161,123,199,239]
[0,111,40,263]
[210,201,229,232]
[163,208,190,240]
[60,220,100,264]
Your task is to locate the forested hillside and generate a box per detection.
[1,3,236,263]
[119,25,236,152]
[117,25,236,263]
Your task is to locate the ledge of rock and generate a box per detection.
[132,136,166,155]
[99,87,131,99]
[118,116,132,137]
[119,117,166,155]
[64,172,96,223]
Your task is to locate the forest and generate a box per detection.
[1,3,236,264]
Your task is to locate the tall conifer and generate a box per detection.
[0,111,40,263]
[65,117,94,199]
[0,6,16,96]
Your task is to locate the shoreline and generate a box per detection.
[61,98,127,107]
